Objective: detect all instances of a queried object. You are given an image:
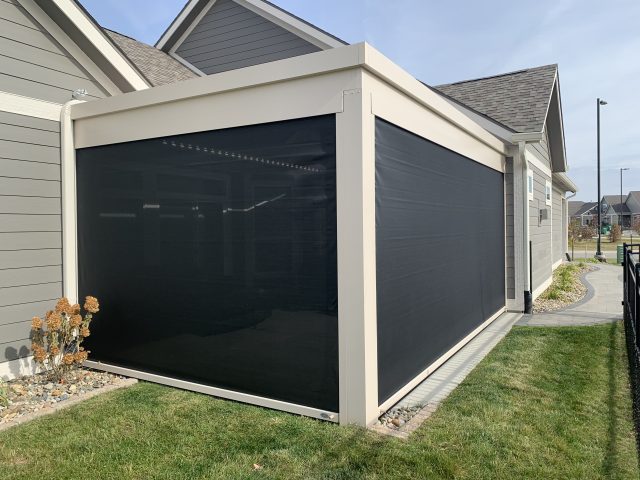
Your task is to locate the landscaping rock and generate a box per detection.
[0,368,126,426]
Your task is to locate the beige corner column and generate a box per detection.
[336,72,379,426]
[60,100,83,304]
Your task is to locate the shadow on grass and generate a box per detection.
[603,322,620,477]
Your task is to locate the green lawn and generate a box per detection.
[1,323,638,479]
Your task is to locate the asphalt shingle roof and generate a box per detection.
[573,202,598,217]
[105,29,198,87]
[568,201,585,216]
[434,64,557,134]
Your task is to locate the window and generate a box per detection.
[527,171,534,201]
[545,180,552,206]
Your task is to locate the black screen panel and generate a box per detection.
[77,115,338,411]
[375,119,505,405]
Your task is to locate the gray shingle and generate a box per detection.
[434,65,557,133]
[105,29,199,87]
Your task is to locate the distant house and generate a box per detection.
[601,195,631,228]
[569,201,598,226]
[626,192,640,224]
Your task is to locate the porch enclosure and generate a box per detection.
[76,116,339,412]
[67,44,507,425]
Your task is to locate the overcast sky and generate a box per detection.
[81,0,640,202]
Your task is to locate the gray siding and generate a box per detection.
[505,158,515,300]
[552,187,563,263]
[530,165,552,292]
[175,0,321,75]
[0,0,107,103]
[526,127,551,168]
[0,111,61,362]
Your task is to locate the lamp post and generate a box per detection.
[621,167,629,229]
[596,98,607,260]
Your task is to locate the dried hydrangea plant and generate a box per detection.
[31,296,100,382]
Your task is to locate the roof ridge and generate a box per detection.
[436,63,557,88]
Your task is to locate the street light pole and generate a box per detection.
[621,167,629,229]
[596,98,607,259]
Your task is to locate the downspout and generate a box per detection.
[520,141,532,313]
[60,97,85,304]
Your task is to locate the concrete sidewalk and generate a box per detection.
[517,263,622,327]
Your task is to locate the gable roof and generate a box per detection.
[573,202,598,216]
[603,195,626,207]
[156,0,346,52]
[434,64,557,134]
[105,30,198,87]
[568,201,585,216]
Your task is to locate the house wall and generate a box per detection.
[505,158,515,300]
[174,0,321,75]
[0,0,108,377]
[0,0,107,103]
[627,194,640,217]
[529,164,552,296]
[552,186,564,264]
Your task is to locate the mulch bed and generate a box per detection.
[1,368,130,427]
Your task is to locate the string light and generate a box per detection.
[161,137,320,173]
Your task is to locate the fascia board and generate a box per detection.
[156,0,202,49]
[71,43,366,120]
[71,42,507,158]
[40,0,149,91]
[361,45,507,156]
[237,0,345,50]
[157,0,345,52]
[552,172,578,193]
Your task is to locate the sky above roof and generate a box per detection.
[81,0,640,201]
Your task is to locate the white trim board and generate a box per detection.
[18,0,122,96]
[0,356,38,381]
[0,90,62,121]
[552,259,562,270]
[378,307,506,414]
[525,149,551,177]
[532,275,553,301]
[83,360,339,422]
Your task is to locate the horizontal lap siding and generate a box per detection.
[530,164,552,292]
[552,187,563,262]
[175,0,321,75]
[0,111,62,362]
[0,1,107,103]
[505,158,515,299]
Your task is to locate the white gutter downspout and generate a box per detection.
[60,99,84,304]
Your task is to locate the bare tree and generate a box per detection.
[610,224,622,243]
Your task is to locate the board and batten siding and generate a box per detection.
[0,111,62,364]
[174,0,321,75]
[552,187,564,263]
[0,0,108,103]
[529,164,552,293]
[505,158,515,300]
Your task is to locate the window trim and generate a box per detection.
[545,180,552,206]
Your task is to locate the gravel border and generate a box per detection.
[0,377,138,433]
[371,403,439,440]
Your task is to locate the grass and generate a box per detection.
[0,323,638,479]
